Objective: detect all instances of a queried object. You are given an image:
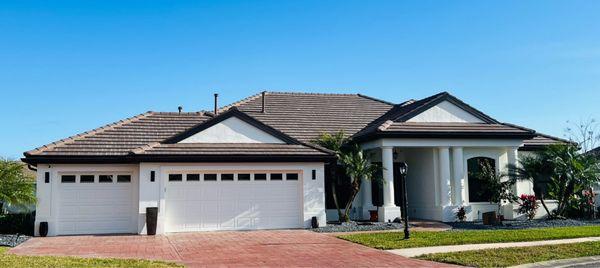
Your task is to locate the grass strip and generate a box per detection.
[417,240,600,267]
[338,225,600,249]
[0,247,181,267]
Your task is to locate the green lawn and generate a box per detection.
[417,241,600,267]
[339,225,600,249]
[0,247,181,267]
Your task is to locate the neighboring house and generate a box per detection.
[22,91,564,236]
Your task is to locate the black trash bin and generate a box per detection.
[39,221,48,237]
[146,207,158,235]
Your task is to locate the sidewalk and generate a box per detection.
[387,237,600,257]
[511,256,600,268]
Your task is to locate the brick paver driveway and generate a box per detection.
[10,230,451,267]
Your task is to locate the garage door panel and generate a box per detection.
[57,173,134,235]
[166,171,301,232]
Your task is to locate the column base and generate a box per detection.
[378,206,401,223]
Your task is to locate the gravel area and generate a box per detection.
[311,221,404,233]
[448,219,600,230]
[0,234,30,247]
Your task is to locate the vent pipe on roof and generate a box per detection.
[214,93,219,115]
[261,91,266,113]
[177,106,183,114]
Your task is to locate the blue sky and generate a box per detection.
[2,1,599,159]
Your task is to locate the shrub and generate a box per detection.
[0,212,35,236]
[518,194,539,220]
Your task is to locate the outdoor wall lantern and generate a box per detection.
[398,162,410,239]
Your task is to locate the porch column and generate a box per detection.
[378,146,400,222]
[451,147,465,205]
[362,156,374,219]
[438,147,452,207]
[382,147,395,207]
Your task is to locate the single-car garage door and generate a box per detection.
[57,173,135,235]
[166,171,302,232]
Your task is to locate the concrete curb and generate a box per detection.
[387,237,600,257]
[510,256,600,268]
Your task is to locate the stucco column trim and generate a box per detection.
[438,147,452,207]
[452,147,465,205]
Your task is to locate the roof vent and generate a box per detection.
[214,93,219,115]
[177,106,183,114]
[261,91,266,113]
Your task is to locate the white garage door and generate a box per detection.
[166,171,302,232]
[57,173,134,235]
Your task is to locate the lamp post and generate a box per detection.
[398,162,409,239]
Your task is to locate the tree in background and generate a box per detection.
[0,159,36,214]
[565,118,600,153]
[314,131,348,221]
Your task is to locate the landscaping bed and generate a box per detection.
[339,225,600,249]
[312,221,404,233]
[417,240,600,267]
[0,235,30,247]
[448,219,600,230]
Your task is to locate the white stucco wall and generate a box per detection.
[407,101,485,123]
[403,148,441,220]
[179,117,285,143]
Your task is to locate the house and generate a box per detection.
[22,91,565,236]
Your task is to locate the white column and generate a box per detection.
[361,176,373,219]
[382,147,395,207]
[451,147,464,205]
[438,147,452,207]
[378,146,401,222]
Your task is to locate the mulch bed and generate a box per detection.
[448,219,600,230]
[0,234,30,247]
[311,221,405,233]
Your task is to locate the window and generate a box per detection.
[61,175,76,183]
[80,175,94,183]
[186,174,200,181]
[270,173,283,180]
[238,174,250,181]
[286,173,298,180]
[204,174,217,181]
[254,173,267,181]
[99,175,113,183]
[221,174,234,181]
[169,174,183,181]
[467,157,495,203]
[117,175,131,183]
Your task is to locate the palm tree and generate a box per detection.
[0,159,36,214]
[510,144,600,218]
[338,144,382,222]
[314,131,348,221]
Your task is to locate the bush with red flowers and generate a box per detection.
[518,194,539,220]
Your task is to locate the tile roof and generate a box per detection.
[231,92,395,142]
[377,122,533,137]
[25,112,212,156]
[521,133,572,151]
[23,90,568,163]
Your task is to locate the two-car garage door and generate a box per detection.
[165,171,302,232]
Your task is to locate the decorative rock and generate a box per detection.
[0,234,30,247]
[448,219,600,230]
[312,222,404,233]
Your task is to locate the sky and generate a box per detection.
[1,1,600,159]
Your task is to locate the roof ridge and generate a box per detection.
[218,91,264,113]
[151,111,207,115]
[263,91,359,96]
[356,93,395,106]
[24,111,153,156]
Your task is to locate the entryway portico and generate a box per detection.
[359,138,526,222]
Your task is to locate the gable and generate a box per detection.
[179,116,285,143]
[407,101,485,123]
